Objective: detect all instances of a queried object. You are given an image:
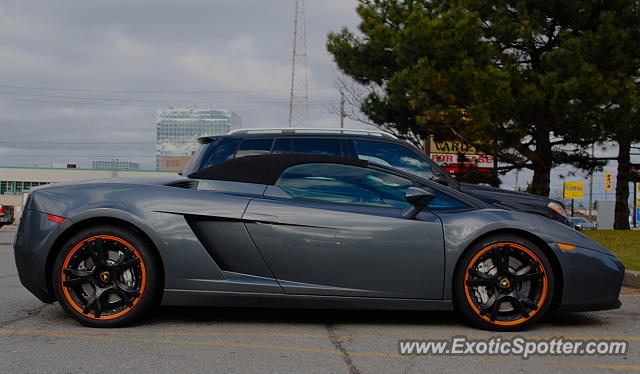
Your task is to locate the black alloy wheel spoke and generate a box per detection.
[515,271,545,283]
[468,268,494,280]
[515,260,540,275]
[466,278,492,287]
[515,290,539,311]
[492,245,511,276]
[82,294,97,315]
[82,290,108,318]
[93,292,104,318]
[508,296,530,318]
[479,294,498,315]
[90,238,107,267]
[79,243,95,264]
[488,297,502,322]
[115,280,141,298]
[113,257,141,272]
[113,287,134,307]
[63,268,94,287]
[466,268,496,287]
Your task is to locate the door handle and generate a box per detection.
[243,212,279,224]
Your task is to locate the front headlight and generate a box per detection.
[547,202,567,217]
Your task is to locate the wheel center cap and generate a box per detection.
[99,271,110,283]
[499,278,511,289]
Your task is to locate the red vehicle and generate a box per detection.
[0,205,15,228]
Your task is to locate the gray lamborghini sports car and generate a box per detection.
[14,154,624,331]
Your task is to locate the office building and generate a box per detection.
[156,109,241,171]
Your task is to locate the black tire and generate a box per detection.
[453,234,554,331]
[52,225,161,327]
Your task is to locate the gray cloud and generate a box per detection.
[0,0,362,168]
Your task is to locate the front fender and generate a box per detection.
[435,208,620,301]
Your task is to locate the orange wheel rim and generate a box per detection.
[463,243,548,326]
[60,235,146,320]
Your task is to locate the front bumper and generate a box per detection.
[553,244,624,312]
[13,209,71,303]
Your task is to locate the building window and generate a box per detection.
[0,181,52,195]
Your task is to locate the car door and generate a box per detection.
[242,162,446,299]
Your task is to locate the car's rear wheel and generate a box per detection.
[454,235,554,331]
[52,225,161,327]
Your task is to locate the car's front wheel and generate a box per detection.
[52,225,161,327]
[454,235,554,331]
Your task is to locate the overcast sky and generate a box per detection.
[0,0,636,204]
[0,0,363,169]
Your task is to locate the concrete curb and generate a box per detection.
[624,270,640,288]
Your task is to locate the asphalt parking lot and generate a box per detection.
[1,227,639,373]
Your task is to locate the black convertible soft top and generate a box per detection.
[188,154,368,185]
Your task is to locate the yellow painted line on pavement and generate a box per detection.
[0,329,639,371]
[2,328,640,343]
[620,288,639,296]
[0,329,330,339]
[338,333,640,342]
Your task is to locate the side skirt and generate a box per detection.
[161,289,453,311]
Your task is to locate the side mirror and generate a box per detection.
[402,187,435,219]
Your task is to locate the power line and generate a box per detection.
[0,141,155,144]
[0,96,336,108]
[0,91,335,105]
[0,84,334,94]
[0,154,156,157]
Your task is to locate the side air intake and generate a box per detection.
[166,180,199,190]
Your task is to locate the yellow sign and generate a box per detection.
[604,172,613,191]
[563,181,584,199]
[429,137,481,155]
[636,198,640,206]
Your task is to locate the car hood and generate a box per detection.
[459,183,561,207]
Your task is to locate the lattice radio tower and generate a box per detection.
[288,0,309,127]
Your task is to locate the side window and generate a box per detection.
[353,140,434,180]
[183,139,240,175]
[208,139,241,166]
[273,138,342,156]
[276,163,412,208]
[272,138,292,154]
[235,138,273,158]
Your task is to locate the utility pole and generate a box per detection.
[288,0,309,127]
[339,89,346,128]
[423,135,431,155]
[588,143,594,219]
[634,181,637,228]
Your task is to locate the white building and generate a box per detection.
[0,166,176,219]
[91,160,140,170]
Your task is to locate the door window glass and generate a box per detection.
[276,163,470,210]
[276,163,412,208]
